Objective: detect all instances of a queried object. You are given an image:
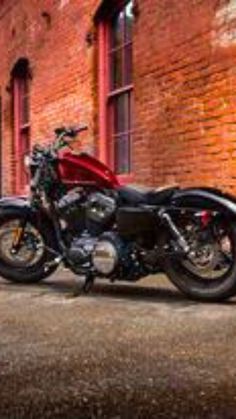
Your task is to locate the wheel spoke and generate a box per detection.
[0,219,44,268]
[181,221,233,281]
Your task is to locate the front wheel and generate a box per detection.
[164,217,236,302]
[0,214,58,283]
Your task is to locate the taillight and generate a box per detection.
[200,210,212,227]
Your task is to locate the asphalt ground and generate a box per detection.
[0,271,236,418]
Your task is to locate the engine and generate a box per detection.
[68,230,160,280]
[58,190,157,280]
[68,233,97,265]
[85,192,116,227]
[58,190,116,236]
[92,233,124,276]
[66,231,142,280]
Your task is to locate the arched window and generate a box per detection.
[97,0,134,178]
[11,58,30,194]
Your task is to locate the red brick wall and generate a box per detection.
[1,0,236,194]
[133,0,236,191]
[0,0,99,194]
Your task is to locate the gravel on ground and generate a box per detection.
[0,271,236,418]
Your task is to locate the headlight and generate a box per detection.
[24,154,31,169]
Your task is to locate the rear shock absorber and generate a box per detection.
[158,209,190,254]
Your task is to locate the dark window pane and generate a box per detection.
[125,1,134,42]
[19,128,30,187]
[21,95,29,125]
[111,10,125,48]
[113,93,129,134]
[19,78,29,125]
[109,92,132,174]
[22,77,29,96]
[110,49,123,90]
[114,134,131,174]
[124,44,133,85]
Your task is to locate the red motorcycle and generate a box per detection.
[0,125,236,301]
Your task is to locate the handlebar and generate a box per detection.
[27,124,88,194]
[32,124,89,157]
[54,124,88,139]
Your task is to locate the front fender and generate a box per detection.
[171,187,236,217]
[0,196,31,217]
[0,196,56,234]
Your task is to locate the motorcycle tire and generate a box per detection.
[164,222,236,302]
[0,213,58,284]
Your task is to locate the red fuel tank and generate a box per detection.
[58,151,120,189]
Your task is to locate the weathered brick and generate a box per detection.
[1,0,236,194]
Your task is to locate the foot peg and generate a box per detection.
[44,256,62,272]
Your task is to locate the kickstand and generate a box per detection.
[83,273,95,294]
[71,274,95,297]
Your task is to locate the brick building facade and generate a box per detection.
[0,0,236,195]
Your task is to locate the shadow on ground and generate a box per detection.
[1,272,236,307]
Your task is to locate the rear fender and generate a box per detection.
[171,188,236,218]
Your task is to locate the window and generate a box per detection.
[12,59,30,194]
[98,1,134,176]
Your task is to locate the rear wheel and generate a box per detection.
[164,216,236,301]
[0,214,58,283]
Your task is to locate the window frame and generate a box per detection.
[13,65,30,194]
[98,1,134,183]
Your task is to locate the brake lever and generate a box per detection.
[76,124,88,133]
[69,124,88,136]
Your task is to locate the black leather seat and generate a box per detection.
[118,185,179,206]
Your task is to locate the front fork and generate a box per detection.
[11,217,28,254]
